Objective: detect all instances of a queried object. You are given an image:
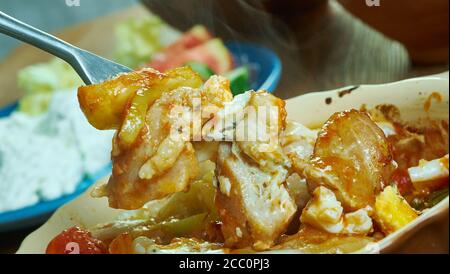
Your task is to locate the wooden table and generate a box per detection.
[0,3,448,254]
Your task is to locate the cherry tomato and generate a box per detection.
[46,226,107,254]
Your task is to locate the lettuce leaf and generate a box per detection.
[113,16,165,68]
[17,58,82,115]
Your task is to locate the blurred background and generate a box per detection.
[0,0,448,253]
[0,0,137,59]
[1,0,448,97]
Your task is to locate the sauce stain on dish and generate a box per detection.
[338,86,359,98]
[325,86,360,105]
[424,92,443,112]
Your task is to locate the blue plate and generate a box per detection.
[0,42,282,233]
[226,42,282,93]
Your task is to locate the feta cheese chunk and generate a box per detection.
[408,154,449,183]
[342,208,373,235]
[205,91,252,141]
[301,186,344,234]
[301,186,373,235]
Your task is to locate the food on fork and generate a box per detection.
[50,67,449,254]
[79,67,232,209]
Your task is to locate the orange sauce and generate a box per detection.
[424,92,443,112]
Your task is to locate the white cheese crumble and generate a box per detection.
[342,208,373,235]
[408,154,449,183]
[205,91,252,141]
[301,186,344,233]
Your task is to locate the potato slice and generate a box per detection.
[374,186,418,234]
[295,110,396,211]
[78,67,203,133]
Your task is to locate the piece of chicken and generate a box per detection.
[280,121,318,210]
[109,76,232,209]
[214,91,297,251]
[79,68,233,209]
[292,110,396,211]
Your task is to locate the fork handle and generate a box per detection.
[0,11,77,63]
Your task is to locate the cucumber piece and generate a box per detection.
[225,66,251,96]
[185,62,214,80]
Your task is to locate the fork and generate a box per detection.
[0,11,132,85]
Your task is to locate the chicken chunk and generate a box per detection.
[280,121,317,209]
[93,75,232,209]
[293,110,396,211]
[214,91,297,250]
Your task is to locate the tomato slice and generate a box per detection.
[148,39,233,74]
[46,226,107,254]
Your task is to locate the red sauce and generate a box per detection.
[391,169,414,196]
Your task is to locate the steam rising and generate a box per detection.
[142,0,410,98]
[142,0,302,98]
